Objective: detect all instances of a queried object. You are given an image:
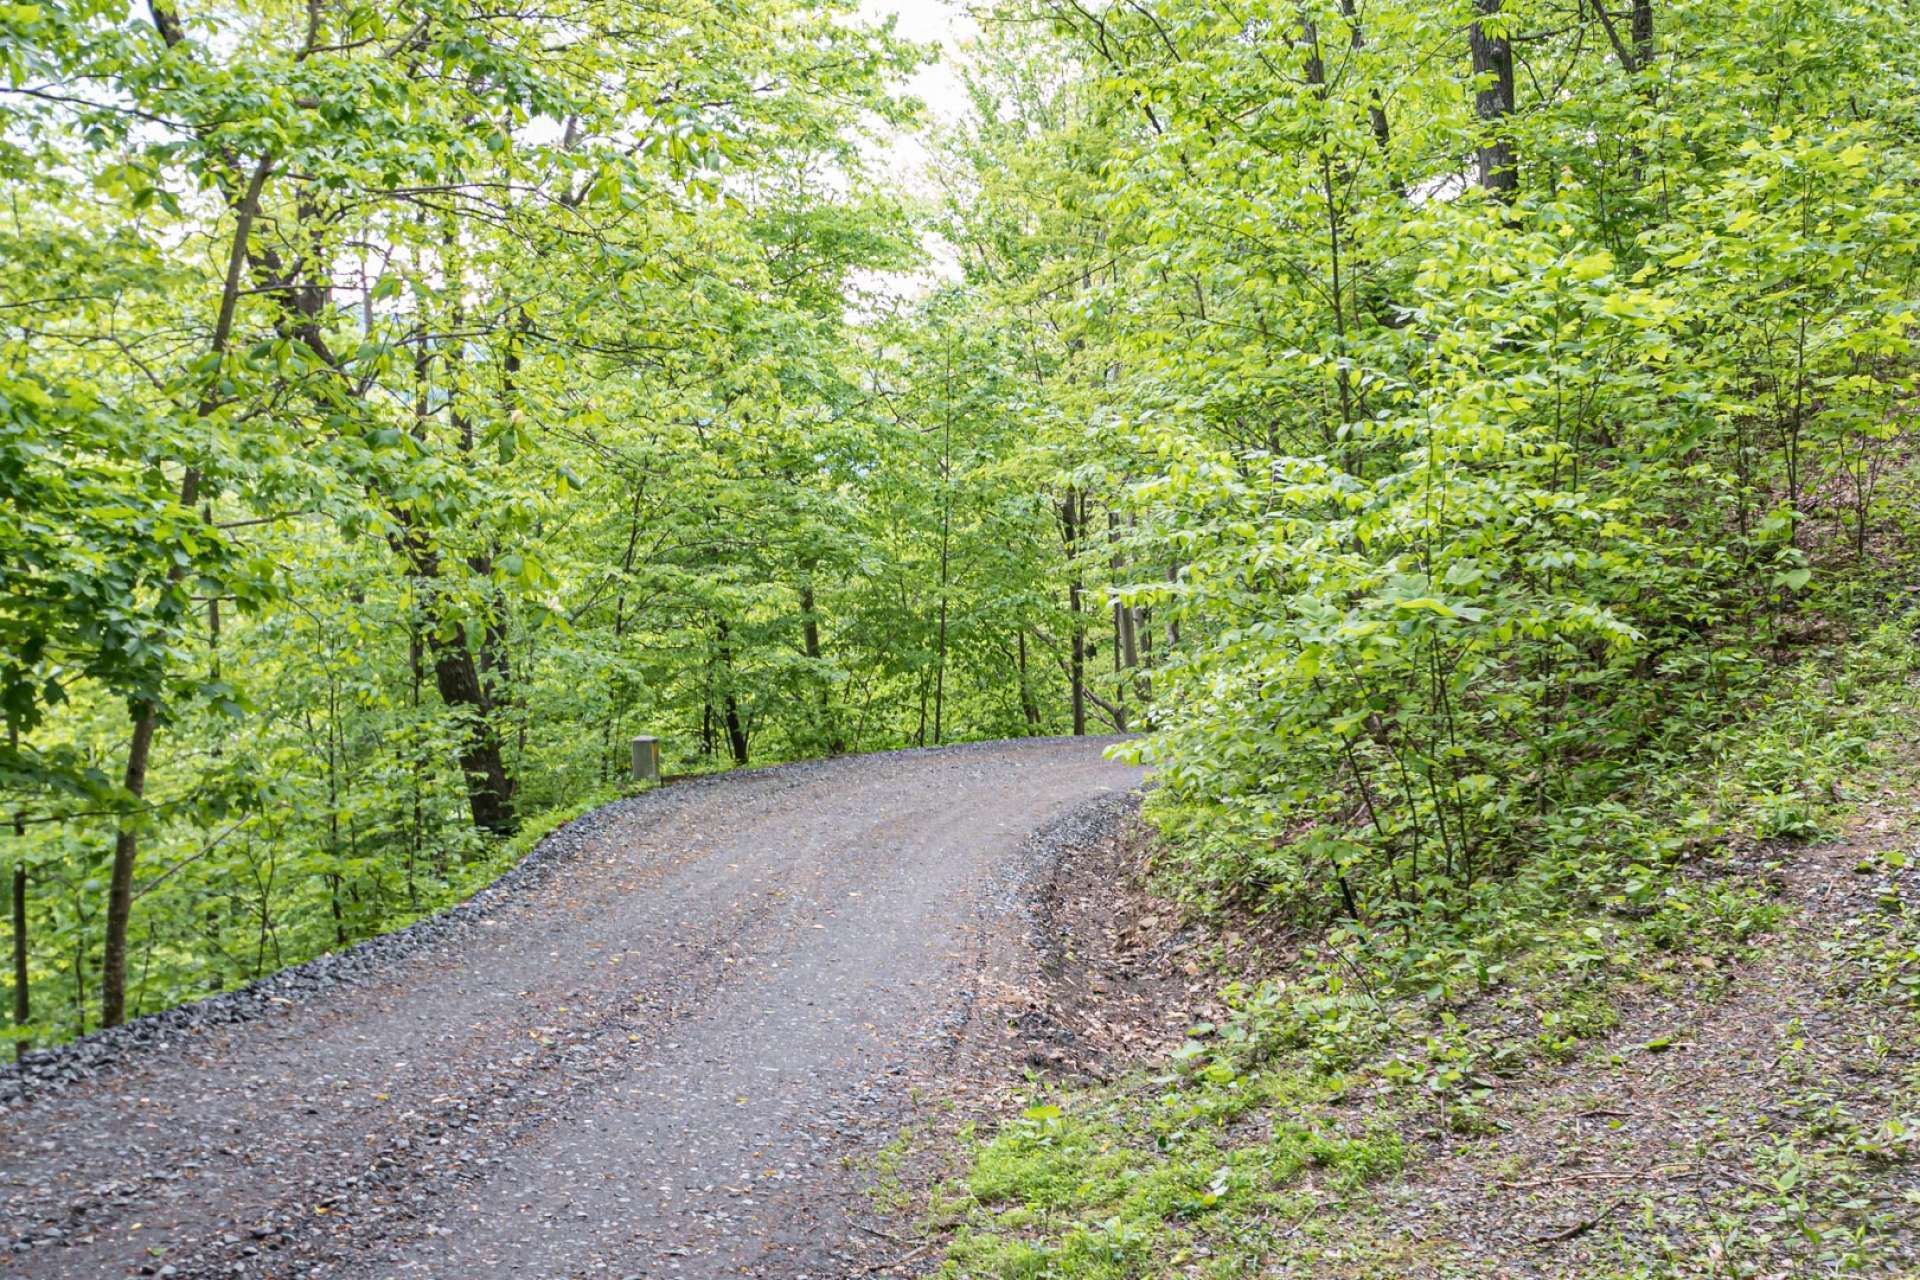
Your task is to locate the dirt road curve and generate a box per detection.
[0,738,1142,1279]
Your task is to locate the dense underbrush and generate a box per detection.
[932,619,1920,1278]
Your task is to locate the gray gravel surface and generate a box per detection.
[0,738,1142,1279]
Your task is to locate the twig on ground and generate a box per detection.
[1498,1163,1694,1190]
[865,1243,929,1272]
[1530,1196,1626,1245]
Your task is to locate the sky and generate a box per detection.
[866,0,975,125]
[852,0,979,300]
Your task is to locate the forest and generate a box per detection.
[4,0,1920,1269]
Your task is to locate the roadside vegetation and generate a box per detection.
[931,623,1920,1276]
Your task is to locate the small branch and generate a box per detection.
[1587,0,1637,73]
[1499,1163,1694,1191]
[1530,1196,1625,1245]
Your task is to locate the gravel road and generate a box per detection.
[0,738,1143,1279]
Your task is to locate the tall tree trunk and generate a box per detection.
[700,687,715,760]
[101,712,157,1030]
[933,346,954,746]
[9,725,26,1066]
[933,566,950,745]
[391,315,516,836]
[10,735,26,1060]
[102,153,272,1030]
[608,483,645,776]
[1061,489,1087,736]
[1470,0,1518,197]
[799,579,844,753]
[1108,511,1132,733]
[466,310,525,740]
[716,618,749,766]
[429,629,516,833]
[1017,629,1041,731]
[394,530,516,836]
[724,695,749,766]
[12,859,26,1061]
[1112,515,1141,674]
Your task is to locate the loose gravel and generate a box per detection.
[0,737,1142,1279]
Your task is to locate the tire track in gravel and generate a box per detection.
[0,737,1142,1279]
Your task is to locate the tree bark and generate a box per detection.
[102,153,272,1030]
[1108,511,1133,733]
[1061,489,1087,737]
[799,580,844,753]
[1470,0,1518,197]
[1017,629,1041,731]
[11,860,25,1061]
[716,618,749,766]
[428,627,516,833]
[393,530,516,837]
[391,312,517,836]
[100,711,157,1030]
[933,348,954,746]
[724,695,749,766]
[9,726,26,1060]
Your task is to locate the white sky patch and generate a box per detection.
[870,0,975,130]
[849,0,976,310]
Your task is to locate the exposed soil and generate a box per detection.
[1361,800,1920,1278]
[0,738,1142,1279]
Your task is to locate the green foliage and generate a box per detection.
[924,0,1920,949]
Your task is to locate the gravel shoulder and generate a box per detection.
[0,738,1143,1279]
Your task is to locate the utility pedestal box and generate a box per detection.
[630,735,661,784]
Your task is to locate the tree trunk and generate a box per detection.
[393,528,516,835]
[429,631,516,833]
[1470,0,1518,197]
[102,153,273,1030]
[1112,516,1141,675]
[724,694,749,766]
[1061,489,1087,736]
[716,618,749,766]
[799,580,844,753]
[100,711,157,1029]
[933,574,950,745]
[934,349,954,747]
[11,860,26,1061]
[9,726,25,1060]
[1108,511,1131,733]
[1017,629,1041,731]
[394,321,516,835]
